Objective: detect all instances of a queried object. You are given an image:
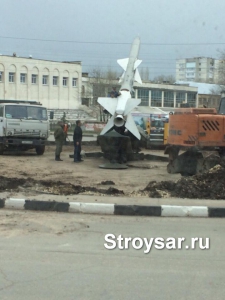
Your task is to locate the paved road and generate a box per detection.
[0,210,224,300]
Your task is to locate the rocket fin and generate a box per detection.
[124,98,141,115]
[97,97,118,115]
[134,69,142,84]
[117,58,129,71]
[125,113,141,140]
[100,116,114,135]
[118,72,125,83]
[134,59,142,70]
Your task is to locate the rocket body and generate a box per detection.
[97,37,142,140]
[119,37,141,92]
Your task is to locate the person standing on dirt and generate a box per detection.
[54,120,65,161]
[63,122,71,145]
[73,120,83,162]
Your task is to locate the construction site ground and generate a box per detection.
[1,143,225,202]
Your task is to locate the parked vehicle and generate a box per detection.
[148,118,168,147]
[0,100,49,155]
[165,96,225,175]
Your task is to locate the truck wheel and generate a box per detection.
[0,144,4,155]
[36,145,45,155]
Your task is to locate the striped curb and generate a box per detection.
[0,198,225,217]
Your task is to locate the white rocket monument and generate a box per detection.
[97,37,142,140]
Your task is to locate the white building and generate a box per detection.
[0,54,82,109]
[176,57,219,83]
[176,81,223,109]
[81,76,198,110]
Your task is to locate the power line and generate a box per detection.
[0,35,225,46]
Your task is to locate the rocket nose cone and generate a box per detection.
[133,37,141,46]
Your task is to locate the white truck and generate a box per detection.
[0,100,49,155]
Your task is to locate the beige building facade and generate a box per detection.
[0,55,82,109]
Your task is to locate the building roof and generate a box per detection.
[175,81,223,95]
[0,54,81,65]
[132,106,168,115]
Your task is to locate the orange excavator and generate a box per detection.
[164,97,225,175]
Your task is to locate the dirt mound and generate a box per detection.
[144,165,225,199]
[0,176,124,196]
[2,164,225,199]
[0,176,27,191]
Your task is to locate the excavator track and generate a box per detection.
[165,145,222,176]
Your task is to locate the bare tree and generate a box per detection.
[89,67,120,104]
[216,50,225,85]
[86,67,120,121]
[152,74,175,84]
[139,67,150,81]
[209,86,222,95]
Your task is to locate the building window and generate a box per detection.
[63,77,68,86]
[53,76,58,86]
[186,72,195,78]
[0,72,3,82]
[187,93,196,107]
[72,78,77,87]
[20,73,26,83]
[151,90,162,107]
[176,92,185,107]
[164,91,174,107]
[138,89,149,106]
[9,72,15,83]
[82,85,85,95]
[32,74,37,84]
[42,75,48,85]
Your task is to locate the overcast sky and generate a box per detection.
[1,0,225,79]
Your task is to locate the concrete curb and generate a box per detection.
[1,198,225,218]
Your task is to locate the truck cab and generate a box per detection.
[0,100,49,155]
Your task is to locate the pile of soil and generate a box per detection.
[0,176,124,196]
[1,163,225,199]
[144,165,225,199]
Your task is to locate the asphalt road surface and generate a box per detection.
[0,210,224,300]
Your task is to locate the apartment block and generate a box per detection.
[176,57,219,83]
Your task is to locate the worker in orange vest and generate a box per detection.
[63,122,71,144]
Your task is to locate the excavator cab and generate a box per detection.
[165,96,225,175]
[218,97,225,114]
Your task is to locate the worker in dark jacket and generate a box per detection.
[73,120,83,162]
[54,120,65,161]
[108,87,120,98]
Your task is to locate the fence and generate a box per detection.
[50,121,106,134]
